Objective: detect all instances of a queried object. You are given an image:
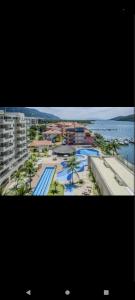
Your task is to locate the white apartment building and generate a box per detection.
[26,117,46,129]
[26,117,39,128]
[0,111,28,186]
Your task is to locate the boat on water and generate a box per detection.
[119,141,125,145]
[124,138,130,144]
[129,138,135,144]
[124,140,129,145]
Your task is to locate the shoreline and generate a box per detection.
[86,121,134,165]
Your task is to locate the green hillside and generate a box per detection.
[0,107,60,120]
[111,114,134,122]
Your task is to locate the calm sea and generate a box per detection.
[88,120,135,164]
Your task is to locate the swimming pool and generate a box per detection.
[32,166,55,196]
[76,148,99,156]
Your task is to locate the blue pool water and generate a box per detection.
[33,167,55,196]
[56,148,99,184]
[76,148,99,156]
[64,183,77,195]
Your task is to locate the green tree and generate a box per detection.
[109,140,120,155]
[16,184,28,196]
[25,160,35,190]
[38,134,43,140]
[28,128,37,141]
[13,170,24,189]
[39,124,47,133]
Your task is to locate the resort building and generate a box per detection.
[65,127,94,145]
[88,156,134,195]
[29,140,52,152]
[26,117,46,128]
[43,129,62,142]
[0,111,28,186]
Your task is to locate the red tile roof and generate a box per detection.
[30,140,52,147]
[44,130,61,135]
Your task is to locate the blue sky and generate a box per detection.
[28,107,134,120]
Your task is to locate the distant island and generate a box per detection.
[110,114,134,122]
[0,107,60,120]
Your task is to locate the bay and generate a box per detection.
[87,120,135,164]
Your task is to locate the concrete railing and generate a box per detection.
[115,154,134,173]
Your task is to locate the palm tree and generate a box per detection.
[25,160,35,190]
[13,170,24,189]
[95,133,104,140]
[102,142,112,155]
[30,153,37,162]
[42,147,48,156]
[67,156,80,184]
[16,184,28,196]
[109,140,120,155]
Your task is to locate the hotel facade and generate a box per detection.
[65,127,94,145]
[0,111,28,186]
[25,117,45,129]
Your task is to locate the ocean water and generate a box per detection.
[88,120,135,164]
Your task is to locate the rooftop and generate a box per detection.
[53,145,76,155]
[44,129,61,135]
[90,156,134,195]
[30,140,52,147]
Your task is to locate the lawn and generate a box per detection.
[48,181,64,196]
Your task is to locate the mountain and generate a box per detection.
[110,114,134,122]
[0,107,60,120]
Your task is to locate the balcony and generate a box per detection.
[0,159,12,172]
[0,143,14,152]
[16,130,26,136]
[0,152,14,161]
[0,119,13,125]
[16,123,26,128]
[16,138,26,144]
[16,119,26,124]
[16,144,27,152]
[0,135,14,143]
[0,127,14,134]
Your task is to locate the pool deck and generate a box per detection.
[63,168,97,196]
[30,153,97,196]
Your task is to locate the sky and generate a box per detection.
[27,107,134,120]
